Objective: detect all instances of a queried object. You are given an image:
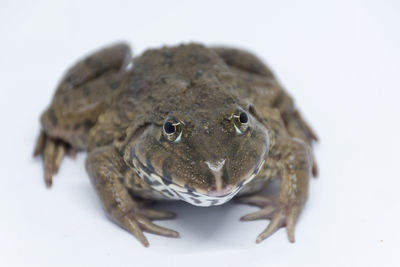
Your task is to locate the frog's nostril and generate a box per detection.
[205,159,226,191]
[205,159,226,173]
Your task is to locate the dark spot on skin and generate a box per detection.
[73,123,81,130]
[146,155,155,173]
[184,184,196,193]
[190,197,201,204]
[47,109,58,127]
[162,189,174,197]
[272,91,285,108]
[184,187,199,197]
[64,74,79,86]
[162,163,173,186]
[106,79,120,90]
[160,76,168,84]
[82,86,90,97]
[117,133,127,142]
[210,199,219,205]
[83,119,94,129]
[119,163,128,174]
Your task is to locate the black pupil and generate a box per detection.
[164,121,175,134]
[239,112,248,124]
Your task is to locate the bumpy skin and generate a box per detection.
[34,43,317,246]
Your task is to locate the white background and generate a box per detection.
[1,1,399,266]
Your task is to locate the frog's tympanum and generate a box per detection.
[34,43,318,247]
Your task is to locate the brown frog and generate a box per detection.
[33,43,318,247]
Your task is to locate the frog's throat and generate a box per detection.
[131,154,266,207]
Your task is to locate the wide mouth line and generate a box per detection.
[133,151,267,198]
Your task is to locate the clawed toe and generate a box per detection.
[136,215,179,237]
[138,208,176,220]
[240,206,276,221]
[120,215,150,247]
[235,195,273,207]
[237,195,302,244]
[33,131,74,187]
[256,211,285,243]
[118,207,179,247]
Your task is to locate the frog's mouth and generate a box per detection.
[131,152,266,207]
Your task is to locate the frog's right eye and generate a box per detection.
[233,109,250,134]
[163,117,182,142]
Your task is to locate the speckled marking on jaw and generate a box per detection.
[131,150,266,207]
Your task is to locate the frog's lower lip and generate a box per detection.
[131,154,266,207]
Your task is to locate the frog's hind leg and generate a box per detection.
[35,43,132,187]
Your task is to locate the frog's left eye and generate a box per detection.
[233,110,249,134]
[163,117,182,142]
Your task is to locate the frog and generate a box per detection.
[33,43,318,247]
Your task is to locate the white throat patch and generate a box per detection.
[132,156,265,207]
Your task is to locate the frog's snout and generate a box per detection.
[204,159,228,194]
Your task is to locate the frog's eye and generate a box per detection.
[233,110,249,134]
[163,117,182,142]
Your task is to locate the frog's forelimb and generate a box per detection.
[236,138,312,243]
[86,146,179,247]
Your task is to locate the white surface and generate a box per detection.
[1,0,399,266]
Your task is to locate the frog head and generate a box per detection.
[124,44,269,206]
[127,102,269,207]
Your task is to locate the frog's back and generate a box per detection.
[121,44,285,117]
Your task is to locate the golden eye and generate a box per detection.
[163,117,182,142]
[233,110,249,134]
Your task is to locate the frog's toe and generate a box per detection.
[235,195,273,207]
[33,131,73,187]
[138,208,177,220]
[136,215,180,238]
[33,131,46,157]
[285,204,301,243]
[256,210,285,243]
[120,214,150,247]
[237,195,302,244]
[240,206,276,221]
[118,209,179,247]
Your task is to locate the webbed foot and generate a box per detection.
[236,194,302,243]
[115,201,179,247]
